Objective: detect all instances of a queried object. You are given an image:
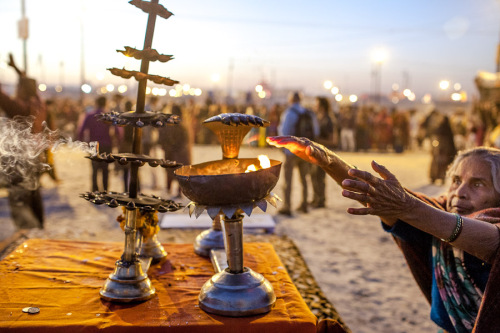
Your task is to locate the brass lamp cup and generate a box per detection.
[203,122,252,159]
[174,158,281,206]
[174,159,281,316]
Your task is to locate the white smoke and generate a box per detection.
[0,116,96,190]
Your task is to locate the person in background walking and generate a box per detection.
[158,104,191,198]
[78,96,115,192]
[277,91,319,216]
[339,105,356,152]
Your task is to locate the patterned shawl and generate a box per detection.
[393,190,500,333]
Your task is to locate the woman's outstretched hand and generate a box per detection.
[267,135,357,186]
[266,136,332,167]
[341,160,417,222]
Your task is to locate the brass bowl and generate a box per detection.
[174,158,281,206]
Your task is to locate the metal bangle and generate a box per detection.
[441,213,463,243]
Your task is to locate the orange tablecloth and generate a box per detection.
[0,239,318,332]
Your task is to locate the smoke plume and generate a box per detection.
[0,116,96,190]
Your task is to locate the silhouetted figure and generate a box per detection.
[277,91,319,215]
[78,96,113,192]
[158,104,191,197]
[0,54,46,229]
[421,110,457,184]
[310,96,334,208]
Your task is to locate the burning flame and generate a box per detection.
[245,155,271,173]
[258,155,271,168]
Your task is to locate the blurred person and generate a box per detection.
[58,99,80,139]
[450,109,468,151]
[421,110,457,184]
[392,109,410,153]
[158,104,191,198]
[408,108,423,150]
[310,96,335,208]
[111,93,125,114]
[268,135,500,332]
[373,107,393,152]
[0,54,47,229]
[78,96,114,192]
[277,91,319,215]
[355,105,372,152]
[43,99,61,183]
[183,98,197,147]
[338,105,356,152]
[266,103,282,138]
[197,97,216,144]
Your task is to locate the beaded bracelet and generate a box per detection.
[441,213,463,243]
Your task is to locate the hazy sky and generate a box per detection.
[1,0,499,99]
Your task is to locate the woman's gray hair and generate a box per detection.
[446,146,500,194]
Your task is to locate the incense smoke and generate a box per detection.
[0,116,96,190]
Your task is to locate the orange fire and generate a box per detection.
[245,155,271,173]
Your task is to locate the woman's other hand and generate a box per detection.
[341,160,417,223]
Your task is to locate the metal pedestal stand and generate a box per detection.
[199,213,275,317]
[140,234,167,264]
[100,209,155,302]
[194,215,225,257]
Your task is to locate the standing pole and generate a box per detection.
[496,28,500,73]
[20,0,28,74]
[79,3,86,105]
[129,0,159,199]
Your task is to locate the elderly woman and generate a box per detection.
[267,136,500,333]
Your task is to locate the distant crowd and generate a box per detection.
[31,93,500,155]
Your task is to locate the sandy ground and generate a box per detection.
[0,144,445,333]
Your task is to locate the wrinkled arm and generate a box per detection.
[343,161,500,263]
[268,136,500,262]
[266,135,356,185]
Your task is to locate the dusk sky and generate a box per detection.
[1,0,499,100]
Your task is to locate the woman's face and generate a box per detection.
[446,157,500,215]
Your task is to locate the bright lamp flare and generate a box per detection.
[439,80,450,90]
[245,155,271,173]
[245,165,257,173]
[81,84,92,94]
[258,155,271,169]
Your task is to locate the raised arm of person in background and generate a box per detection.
[0,83,30,118]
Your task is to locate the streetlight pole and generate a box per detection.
[375,62,382,104]
[19,0,28,74]
[80,1,86,105]
[371,48,387,105]
[496,30,500,73]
